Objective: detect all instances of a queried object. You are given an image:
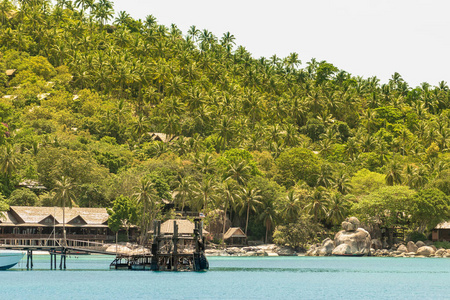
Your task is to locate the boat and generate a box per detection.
[0,250,26,270]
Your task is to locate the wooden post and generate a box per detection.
[173,221,178,271]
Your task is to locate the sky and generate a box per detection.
[110,0,450,87]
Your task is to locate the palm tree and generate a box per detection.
[259,199,276,243]
[225,160,251,186]
[196,177,217,214]
[385,159,403,186]
[316,164,334,188]
[239,187,262,235]
[0,144,19,184]
[305,187,329,222]
[278,190,301,222]
[52,176,75,246]
[333,171,353,195]
[92,0,113,26]
[218,179,238,239]
[133,178,157,244]
[327,192,350,227]
[174,176,194,213]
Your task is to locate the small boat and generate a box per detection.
[333,253,365,257]
[0,250,25,270]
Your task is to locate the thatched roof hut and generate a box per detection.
[5,69,16,77]
[224,227,247,245]
[1,206,109,228]
[432,221,450,241]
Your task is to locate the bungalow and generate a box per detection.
[0,206,117,244]
[432,221,450,241]
[224,227,247,246]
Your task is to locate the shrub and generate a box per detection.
[408,231,427,243]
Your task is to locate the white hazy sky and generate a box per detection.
[111,0,450,87]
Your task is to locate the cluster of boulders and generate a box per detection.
[103,242,150,255]
[306,217,371,256]
[371,240,450,258]
[205,244,297,257]
[301,217,450,258]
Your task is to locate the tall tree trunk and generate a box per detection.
[63,199,66,246]
[222,198,228,245]
[245,203,250,235]
[265,224,268,244]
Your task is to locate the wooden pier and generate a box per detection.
[0,238,116,269]
[1,218,209,271]
[110,218,209,271]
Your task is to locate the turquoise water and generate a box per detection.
[1,255,449,299]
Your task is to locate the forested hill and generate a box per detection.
[0,0,449,242]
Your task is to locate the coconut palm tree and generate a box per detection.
[278,190,301,222]
[52,176,75,246]
[225,160,251,186]
[0,144,19,184]
[218,179,238,239]
[259,199,276,243]
[196,177,217,214]
[305,187,329,222]
[239,187,262,235]
[385,159,403,186]
[327,192,350,227]
[174,176,194,213]
[133,178,157,244]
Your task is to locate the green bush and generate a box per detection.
[408,231,427,243]
[434,241,450,249]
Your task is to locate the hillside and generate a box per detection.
[0,0,449,243]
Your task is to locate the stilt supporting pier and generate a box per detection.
[26,250,33,270]
[50,251,58,270]
[59,248,66,270]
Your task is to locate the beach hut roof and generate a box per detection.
[224,227,247,240]
[18,179,47,190]
[7,206,109,226]
[435,221,450,229]
[5,69,16,76]
[148,132,176,143]
[160,219,208,235]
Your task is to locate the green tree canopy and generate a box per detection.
[275,147,322,188]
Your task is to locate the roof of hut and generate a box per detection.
[1,206,109,227]
[5,69,16,76]
[224,227,247,240]
[435,221,450,229]
[148,132,176,143]
[17,179,47,190]
[160,219,208,235]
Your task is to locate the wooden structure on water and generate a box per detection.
[0,206,138,243]
[110,218,209,271]
[0,238,116,269]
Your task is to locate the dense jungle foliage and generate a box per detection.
[0,0,449,244]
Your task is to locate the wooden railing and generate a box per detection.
[0,234,115,240]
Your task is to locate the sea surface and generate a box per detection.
[1,255,449,299]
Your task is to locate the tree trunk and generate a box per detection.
[222,203,228,244]
[63,199,66,246]
[265,224,268,244]
[245,203,250,235]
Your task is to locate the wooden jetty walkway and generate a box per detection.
[1,218,209,271]
[0,238,116,269]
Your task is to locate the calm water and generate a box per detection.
[1,255,449,299]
